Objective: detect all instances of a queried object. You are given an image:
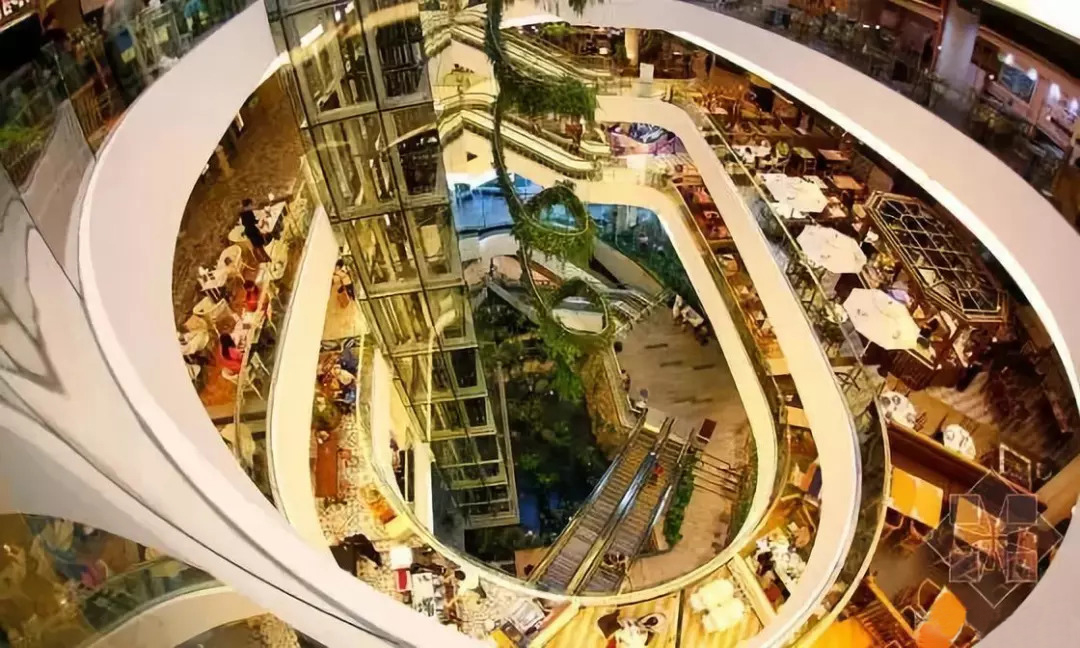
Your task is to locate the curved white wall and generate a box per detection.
[268,207,338,549]
[67,2,479,646]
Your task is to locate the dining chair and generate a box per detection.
[882,507,904,540]
[898,520,930,556]
[197,274,224,301]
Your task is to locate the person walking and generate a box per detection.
[240,199,271,262]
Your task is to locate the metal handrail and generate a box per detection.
[568,417,676,593]
[527,416,651,584]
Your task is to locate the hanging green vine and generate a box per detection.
[485,0,612,347]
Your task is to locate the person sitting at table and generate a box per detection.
[218,333,244,374]
[243,280,261,312]
[240,198,270,262]
[840,189,855,214]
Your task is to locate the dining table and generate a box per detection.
[830,174,865,193]
[889,466,944,529]
[760,173,829,219]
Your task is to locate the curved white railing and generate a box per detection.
[74,2,479,646]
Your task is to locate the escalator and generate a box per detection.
[579,429,688,593]
[530,413,665,591]
[530,412,681,592]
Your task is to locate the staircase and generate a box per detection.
[531,416,668,592]
[692,451,742,498]
[580,430,688,593]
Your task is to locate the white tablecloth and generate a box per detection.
[943,424,977,459]
[761,173,829,218]
[881,390,918,428]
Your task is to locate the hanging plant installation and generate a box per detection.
[484,0,613,348]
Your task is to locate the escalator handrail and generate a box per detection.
[569,417,677,593]
[527,415,649,585]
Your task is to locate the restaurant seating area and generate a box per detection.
[664,51,1080,487]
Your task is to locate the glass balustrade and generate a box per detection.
[0,0,256,183]
[0,514,218,647]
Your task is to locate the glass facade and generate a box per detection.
[268,0,517,530]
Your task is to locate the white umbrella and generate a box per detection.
[843,288,920,350]
[797,225,867,274]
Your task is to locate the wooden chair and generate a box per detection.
[898,520,931,556]
[882,507,904,540]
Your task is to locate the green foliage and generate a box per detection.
[0,124,41,148]
[603,222,702,315]
[470,295,608,549]
[663,452,698,547]
[512,182,596,267]
[499,70,598,122]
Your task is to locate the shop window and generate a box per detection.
[998,62,1036,103]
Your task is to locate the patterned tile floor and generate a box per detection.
[171,76,303,325]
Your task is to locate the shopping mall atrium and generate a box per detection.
[3,0,1080,646]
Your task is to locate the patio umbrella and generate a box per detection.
[796,225,867,274]
[842,288,920,350]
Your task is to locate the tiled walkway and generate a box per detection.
[171,76,304,324]
[617,308,753,587]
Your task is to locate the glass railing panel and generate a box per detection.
[231,155,320,504]
[0,513,218,647]
[0,0,256,185]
